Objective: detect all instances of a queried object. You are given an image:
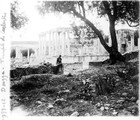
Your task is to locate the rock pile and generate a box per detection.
[10,63,53,79]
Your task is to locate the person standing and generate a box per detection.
[56,55,63,74]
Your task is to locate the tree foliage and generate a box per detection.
[71,23,98,39]
[38,1,139,27]
[11,1,28,29]
[95,1,139,27]
[38,1,139,63]
[71,22,104,46]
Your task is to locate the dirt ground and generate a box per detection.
[10,57,139,116]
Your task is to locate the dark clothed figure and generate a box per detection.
[56,55,63,74]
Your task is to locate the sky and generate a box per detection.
[11,0,75,41]
[10,0,134,42]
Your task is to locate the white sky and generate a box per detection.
[11,0,75,41]
[11,0,133,42]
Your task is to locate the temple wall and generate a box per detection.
[38,28,139,64]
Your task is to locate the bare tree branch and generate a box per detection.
[80,1,86,18]
[125,19,139,27]
[72,8,111,52]
[112,1,117,19]
[102,1,112,16]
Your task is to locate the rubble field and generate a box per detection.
[10,51,139,116]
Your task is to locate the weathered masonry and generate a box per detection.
[11,41,39,64]
[116,29,139,54]
[38,28,110,64]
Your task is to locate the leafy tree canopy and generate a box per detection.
[38,1,139,27]
[11,1,28,30]
[93,1,139,27]
[37,1,139,63]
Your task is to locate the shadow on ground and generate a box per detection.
[10,51,139,116]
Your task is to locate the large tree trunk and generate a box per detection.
[109,19,118,50]
[109,18,125,64]
[73,9,111,53]
[73,9,125,64]
[86,17,125,64]
[109,48,125,64]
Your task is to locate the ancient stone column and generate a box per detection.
[27,48,30,63]
[38,34,41,56]
[49,32,51,57]
[58,32,61,55]
[15,47,21,59]
[43,33,46,56]
[66,32,70,56]
[138,38,140,50]
[131,33,134,51]
[54,32,57,56]
[62,32,65,56]
[55,32,58,55]
[39,34,43,57]
[52,32,55,56]
[34,48,37,57]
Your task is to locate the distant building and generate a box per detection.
[38,28,110,64]
[11,28,139,66]
[38,27,139,64]
[116,29,139,54]
[11,41,39,65]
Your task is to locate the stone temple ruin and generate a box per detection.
[10,27,139,70]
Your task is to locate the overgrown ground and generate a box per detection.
[10,52,139,116]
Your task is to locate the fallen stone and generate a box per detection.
[127,104,137,111]
[96,103,101,108]
[47,103,54,109]
[120,97,125,100]
[100,106,105,111]
[85,113,90,116]
[36,101,42,105]
[11,105,29,116]
[116,99,125,103]
[41,96,47,102]
[110,108,113,110]
[94,111,103,116]
[86,78,90,82]
[104,106,109,110]
[136,100,139,104]
[63,89,70,93]
[64,106,74,113]
[118,109,132,116]
[58,89,70,95]
[70,111,79,116]
[82,80,86,85]
[53,98,67,107]
[10,64,53,79]
[112,110,118,116]
[104,104,110,107]
[54,98,66,102]
[122,92,128,97]
[79,100,84,103]
[116,78,120,82]
[131,97,137,102]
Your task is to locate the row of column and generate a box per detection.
[39,30,71,57]
[39,31,109,57]
[117,30,137,53]
[15,47,38,62]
